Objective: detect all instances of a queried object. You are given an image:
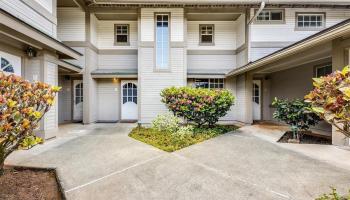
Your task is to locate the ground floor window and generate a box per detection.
[194,78,224,89]
[315,64,332,78]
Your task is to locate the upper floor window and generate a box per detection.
[256,10,284,23]
[156,14,169,69]
[315,65,332,78]
[115,24,129,45]
[296,13,325,30]
[195,79,224,89]
[199,24,214,45]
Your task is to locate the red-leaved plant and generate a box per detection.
[0,72,60,174]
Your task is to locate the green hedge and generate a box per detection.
[160,86,234,127]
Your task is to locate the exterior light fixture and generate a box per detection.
[26,47,37,57]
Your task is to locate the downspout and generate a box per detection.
[247,0,265,62]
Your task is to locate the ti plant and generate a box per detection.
[305,66,350,138]
[0,72,60,174]
[272,98,320,140]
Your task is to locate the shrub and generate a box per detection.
[174,125,194,137]
[0,72,60,174]
[161,87,234,127]
[151,113,181,133]
[316,187,350,200]
[272,98,320,140]
[305,66,350,138]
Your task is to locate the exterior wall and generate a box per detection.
[250,8,350,61]
[187,21,236,50]
[234,73,253,123]
[187,54,235,72]
[43,61,58,133]
[97,20,138,49]
[90,13,98,46]
[98,54,137,70]
[263,63,332,133]
[57,7,86,41]
[96,79,120,122]
[138,7,186,123]
[0,0,57,37]
[58,75,72,124]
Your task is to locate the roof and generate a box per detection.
[227,17,350,77]
[0,8,82,59]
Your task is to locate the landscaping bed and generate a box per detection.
[278,131,331,144]
[0,167,63,200]
[129,125,237,152]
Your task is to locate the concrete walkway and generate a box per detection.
[6,123,350,200]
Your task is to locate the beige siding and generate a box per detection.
[44,62,58,130]
[98,54,137,70]
[97,79,120,122]
[57,7,86,41]
[140,8,184,42]
[236,49,248,68]
[187,54,235,71]
[0,0,56,36]
[58,76,72,124]
[187,21,236,50]
[250,47,281,61]
[250,8,350,61]
[90,14,98,46]
[236,14,246,47]
[235,74,248,123]
[64,47,85,67]
[139,48,186,123]
[97,20,138,49]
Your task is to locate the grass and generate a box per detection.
[129,125,238,152]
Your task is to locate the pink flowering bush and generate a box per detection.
[161,87,234,127]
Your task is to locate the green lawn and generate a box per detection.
[129,125,238,152]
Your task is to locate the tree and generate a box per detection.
[305,66,350,138]
[161,87,234,127]
[272,98,320,140]
[0,72,60,174]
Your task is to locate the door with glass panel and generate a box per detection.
[252,80,261,120]
[121,80,138,120]
[73,80,83,121]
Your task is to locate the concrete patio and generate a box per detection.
[6,123,350,200]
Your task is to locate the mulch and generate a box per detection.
[0,167,63,200]
[278,131,331,144]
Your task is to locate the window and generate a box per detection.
[296,13,325,30]
[256,10,283,23]
[252,83,260,104]
[115,24,129,45]
[315,65,332,78]
[195,79,224,89]
[1,58,14,73]
[75,83,83,105]
[122,83,137,104]
[199,25,214,45]
[156,14,169,69]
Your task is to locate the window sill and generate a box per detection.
[153,68,171,73]
[294,27,325,32]
[254,20,285,25]
[199,43,215,46]
[114,42,130,46]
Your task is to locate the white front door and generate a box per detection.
[252,80,261,121]
[121,80,138,120]
[73,80,83,121]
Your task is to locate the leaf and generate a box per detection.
[312,107,325,114]
[312,78,324,87]
[341,66,350,76]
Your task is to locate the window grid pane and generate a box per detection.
[115,25,128,43]
[297,14,324,28]
[200,25,214,44]
[257,10,283,21]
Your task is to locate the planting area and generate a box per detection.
[0,168,62,200]
[129,125,237,152]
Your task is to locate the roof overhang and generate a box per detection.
[91,69,138,78]
[188,69,228,79]
[227,18,350,77]
[86,0,350,7]
[0,9,82,60]
[58,60,83,73]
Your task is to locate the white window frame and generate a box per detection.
[155,13,170,70]
[255,9,284,24]
[295,13,325,31]
[194,78,224,89]
[114,24,129,45]
[199,24,215,45]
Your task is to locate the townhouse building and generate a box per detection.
[1,0,350,145]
